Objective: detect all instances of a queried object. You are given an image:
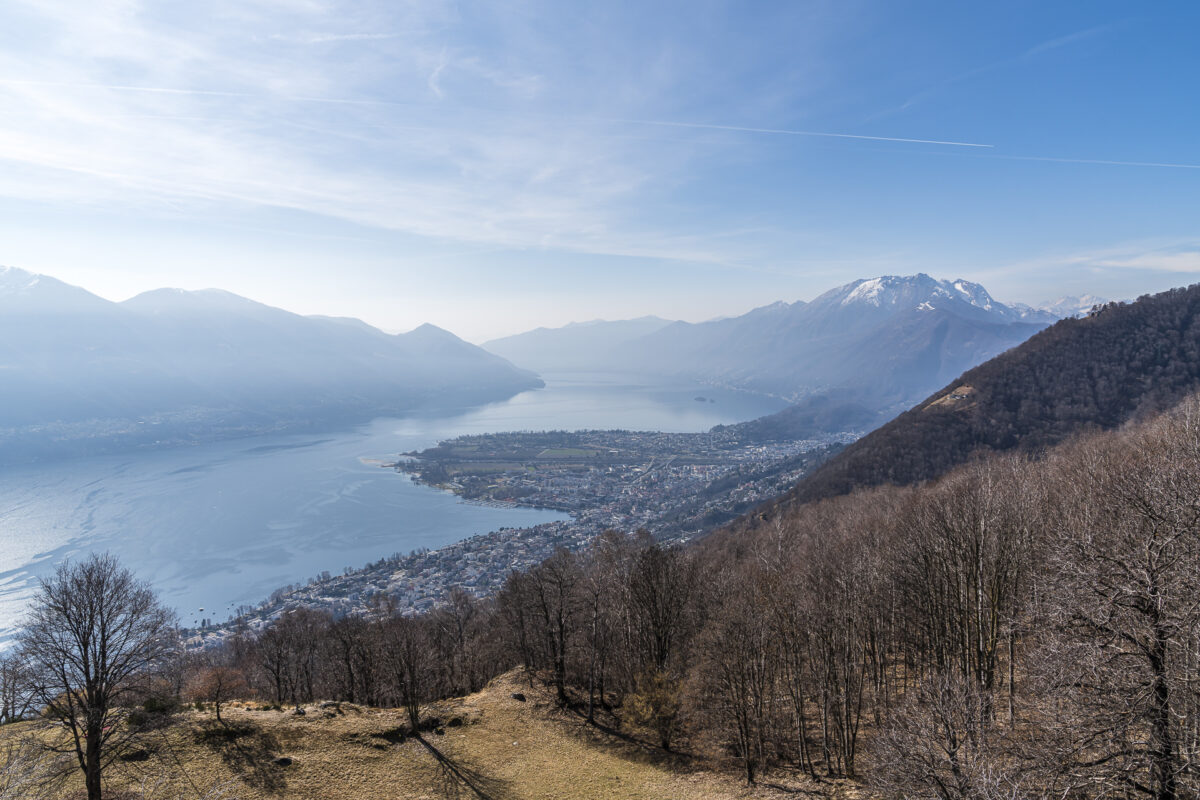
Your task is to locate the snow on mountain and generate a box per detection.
[592,273,1061,414]
[828,274,1037,322]
[1040,295,1109,318]
[0,265,114,312]
[950,279,995,311]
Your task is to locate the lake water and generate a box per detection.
[0,373,784,641]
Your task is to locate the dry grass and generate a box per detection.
[7,670,842,800]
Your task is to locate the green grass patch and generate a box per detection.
[537,448,599,458]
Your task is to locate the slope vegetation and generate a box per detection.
[23,671,810,800]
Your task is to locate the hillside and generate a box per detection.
[784,283,1200,504]
[483,316,675,373]
[16,670,823,800]
[0,268,541,461]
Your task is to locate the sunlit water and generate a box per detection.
[0,373,785,641]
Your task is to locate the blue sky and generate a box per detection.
[0,0,1197,341]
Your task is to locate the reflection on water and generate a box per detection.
[0,373,785,640]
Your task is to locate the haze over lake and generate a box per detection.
[0,373,785,641]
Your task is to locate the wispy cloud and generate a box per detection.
[268,31,400,44]
[0,0,992,267]
[979,239,1200,286]
[0,0,1192,318]
[1085,244,1200,274]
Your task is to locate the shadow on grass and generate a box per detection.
[563,703,702,769]
[415,734,518,800]
[194,721,287,793]
[760,780,828,796]
[371,725,410,746]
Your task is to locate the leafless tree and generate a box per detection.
[526,549,581,705]
[869,669,1030,800]
[379,614,430,731]
[17,553,177,800]
[698,566,778,784]
[186,663,249,724]
[326,615,378,705]
[1031,400,1200,800]
[0,654,34,725]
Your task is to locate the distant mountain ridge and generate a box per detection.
[488,274,1065,438]
[1037,294,1108,318]
[0,267,541,461]
[483,316,674,373]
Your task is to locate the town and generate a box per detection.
[191,427,851,642]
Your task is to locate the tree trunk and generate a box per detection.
[1149,618,1178,800]
[86,728,103,800]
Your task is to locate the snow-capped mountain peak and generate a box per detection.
[820,273,1064,325]
[833,274,994,312]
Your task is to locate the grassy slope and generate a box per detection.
[24,671,828,800]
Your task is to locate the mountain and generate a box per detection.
[481,274,1065,443]
[488,276,1058,420]
[1039,294,1109,318]
[613,275,1053,427]
[482,316,674,373]
[781,284,1200,505]
[0,267,541,461]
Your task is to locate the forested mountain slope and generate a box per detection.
[783,283,1200,504]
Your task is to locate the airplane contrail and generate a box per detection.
[620,118,995,148]
[994,154,1200,170]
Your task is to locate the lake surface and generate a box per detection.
[0,373,785,641]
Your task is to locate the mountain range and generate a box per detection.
[0,267,540,460]
[487,275,1096,434]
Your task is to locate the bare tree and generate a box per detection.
[1031,402,1200,800]
[0,654,34,725]
[869,670,1029,800]
[699,567,778,784]
[17,553,177,800]
[527,550,581,705]
[186,663,249,724]
[379,615,430,731]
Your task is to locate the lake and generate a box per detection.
[0,373,785,641]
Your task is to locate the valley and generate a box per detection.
[1,6,1191,798]
[194,426,845,645]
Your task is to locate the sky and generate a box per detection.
[0,1,1198,342]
